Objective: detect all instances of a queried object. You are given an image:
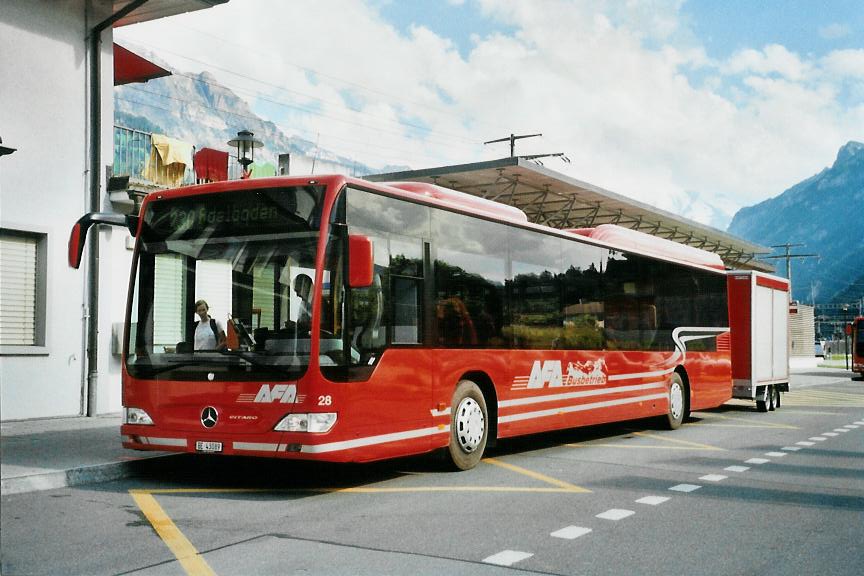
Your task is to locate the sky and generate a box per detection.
[115,0,864,230]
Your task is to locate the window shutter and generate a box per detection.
[0,234,38,345]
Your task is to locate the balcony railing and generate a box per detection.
[113,125,279,191]
[113,125,196,187]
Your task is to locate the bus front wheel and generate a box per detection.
[447,380,489,470]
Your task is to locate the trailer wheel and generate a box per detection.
[771,385,781,410]
[447,380,488,470]
[756,387,769,413]
[665,373,686,430]
[768,385,777,411]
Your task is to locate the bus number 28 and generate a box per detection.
[318,395,333,406]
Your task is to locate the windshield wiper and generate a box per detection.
[132,352,298,377]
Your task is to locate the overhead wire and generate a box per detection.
[125,20,508,136]
[114,93,454,166]
[115,38,484,149]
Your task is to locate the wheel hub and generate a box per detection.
[455,397,485,453]
[670,381,683,420]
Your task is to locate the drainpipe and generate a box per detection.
[85,0,148,416]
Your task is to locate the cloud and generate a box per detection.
[822,49,864,79]
[819,23,851,40]
[115,0,863,229]
[724,44,811,81]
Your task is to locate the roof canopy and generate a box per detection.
[368,157,772,271]
[111,0,228,28]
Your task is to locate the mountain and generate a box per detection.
[114,70,408,177]
[728,141,864,304]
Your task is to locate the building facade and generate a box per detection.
[0,0,223,421]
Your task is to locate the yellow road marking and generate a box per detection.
[129,490,216,576]
[631,431,726,451]
[136,486,582,495]
[688,423,798,429]
[567,443,711,451]
[335,486,581,493]
[483,458,591,493]
[566,431,725,452]
[690,414,799,429]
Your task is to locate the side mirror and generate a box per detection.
[348,234,374,288]
[68,212,139,268]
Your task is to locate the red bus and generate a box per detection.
[851,316,864,377]
[70,175,733,470]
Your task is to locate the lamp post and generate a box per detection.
[227,130,263,179]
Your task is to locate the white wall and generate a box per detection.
[0,0,128,420]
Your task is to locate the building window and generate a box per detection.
[0,229,47,348]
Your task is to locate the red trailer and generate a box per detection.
[727,270,790,411]
[850,316,864,378]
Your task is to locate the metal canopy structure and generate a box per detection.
[368,157,773,271]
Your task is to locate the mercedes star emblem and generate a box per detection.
[201,406,218,428]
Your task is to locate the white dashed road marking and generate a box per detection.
[485,415,862,569]
[483,550,533,566]
[551,526,593,540]
[669,484,701,493]
[636,496,670,505]
[596,509,635,521]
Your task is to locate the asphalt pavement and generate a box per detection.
[0,356,849,497]
[0,414,173,496]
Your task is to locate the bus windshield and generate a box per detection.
[126,185,326,381]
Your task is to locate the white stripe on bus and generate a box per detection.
[499,393,668,424]
[499,382,666,408]
[300,425,451,454]
[297,392,669,455]
[139,436,188,447]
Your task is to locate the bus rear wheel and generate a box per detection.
[447,380,488,470]
[665,373,687,430]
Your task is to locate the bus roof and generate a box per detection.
[142,175,726,272]
[567,225,726,271]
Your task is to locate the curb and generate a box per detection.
[1,454,178,496]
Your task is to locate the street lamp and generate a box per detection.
[227,130,263,179]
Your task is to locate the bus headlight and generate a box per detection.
[274,413,337,433]
[124,407,154,425]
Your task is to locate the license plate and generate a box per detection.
[195,441,223,453]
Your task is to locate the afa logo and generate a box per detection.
[236,384,298,403]
[526,359,608,388]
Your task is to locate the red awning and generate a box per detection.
[113,43,171,86]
